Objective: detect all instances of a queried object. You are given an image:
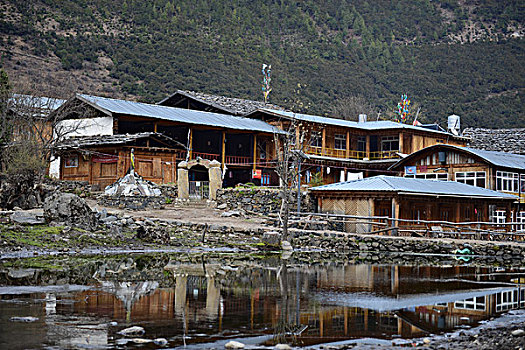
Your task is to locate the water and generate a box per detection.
[0,253,524,349]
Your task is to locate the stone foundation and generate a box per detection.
[97,195,166,210]
[216,187,314,215]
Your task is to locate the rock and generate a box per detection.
[511,329,525,337]
[10,316,38,322]
[102,215,118,223]
[423,337,431,344]
[8,268,36,279]
[136,225,170,244]
[275,344,292,350]
[261,231,281,249]
[221,210,241,217]
[281,240,293,251]
[131,338,152,344]
[225,340,245,349]
[99,208,108,220]
[109,321,118,326]
[10,211,45,225]
[44,192,97,230]
[117,326,145,336]
[217,203,228,210]
[154,338,168,346]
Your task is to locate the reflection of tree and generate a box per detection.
[273,262,301,346]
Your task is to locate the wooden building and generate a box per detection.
[52,94,284,190]
[55,133,181,189]
[310,175,517,233]
[244,109,468,184]
[158,90,468,185]
[389,144,525,205]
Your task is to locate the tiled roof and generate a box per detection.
[463,128,525,154]
[55,132,181,149]
[310,175,517,199]
[158,90,285,116]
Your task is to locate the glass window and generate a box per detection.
[334,134,346,150]
[357,136,366,152]
[455,296,486,311]
[455,171,486,188]
[310,131,322,147]
[406,173,448,181]
[496,171,522,192]
[381,136,399,152]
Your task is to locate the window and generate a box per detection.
[310,131,322,147]
[357,136,366,152]
[496,171,521,192]
[405,173,448,181]
[64,155,79,168]
[334,134,346,150]
[496,289,525,312]
[493,210,506,225]
[517,211,525,232]
[455,171,486,188]
[455,296,486,311]
[381,136,399,152]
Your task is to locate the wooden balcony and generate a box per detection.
[305,146,399,160]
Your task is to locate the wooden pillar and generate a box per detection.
[253,134,257,171]
[221,131,226,167]
[365,135,370,159]
[322,128,326,156]
[455,202,461,223]
[117,150,127,179]
[346,131,350,158]
[391,196,398,236]
[154,122,158,133]
[172,153,177,183]
[398,132,403,153]
[188,127,193,160]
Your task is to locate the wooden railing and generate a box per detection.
[304,146,398,160]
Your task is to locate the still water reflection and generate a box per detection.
[0,254,523,349]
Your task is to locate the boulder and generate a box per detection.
[225,341,245,349]
[10,211,45,225]
[136,225,170,244]
[43,192,97,230]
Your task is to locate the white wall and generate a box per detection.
[49,117,114,179]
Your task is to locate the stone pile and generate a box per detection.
[463,128,525,154]
[216,187,314,215]
[105,171,162,197]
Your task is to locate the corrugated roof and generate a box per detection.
[77,94,285,134]
[310,175,517,199]
[258,108,464,138]
[390,144,525,171]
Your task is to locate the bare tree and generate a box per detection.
[331,95,378,121]
[274,118,305,241]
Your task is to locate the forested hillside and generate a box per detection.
[0,0,523,127]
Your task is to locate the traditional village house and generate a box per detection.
[309,175,517,233]
[51,94,284,194]
[389,145,525,227]
[158,90,468,185]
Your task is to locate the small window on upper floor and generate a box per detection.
[310,131,322,148]
[334,134,346,150]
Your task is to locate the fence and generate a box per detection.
[288,211,525,242]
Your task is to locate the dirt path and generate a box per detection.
[86,199,268,231]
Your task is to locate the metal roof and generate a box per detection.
[310,175,517,199]
[77,94,285,134]
[390,144,525,171]
[258,108,464,138]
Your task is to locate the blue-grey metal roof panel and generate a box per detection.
[389,144,525,171]
[78,94,284,134]
[310,175,517,199]
[259,108,462,137]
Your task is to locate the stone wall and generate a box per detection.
[97,195,166,210]
[159,184,178,199]
[216,187,315,215]
[45,178,94,196]
[289,230,525,266]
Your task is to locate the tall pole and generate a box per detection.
[297,156,301,214]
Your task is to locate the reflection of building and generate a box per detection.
[5,263,519,348]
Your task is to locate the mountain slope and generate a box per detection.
[0,0,523,128]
